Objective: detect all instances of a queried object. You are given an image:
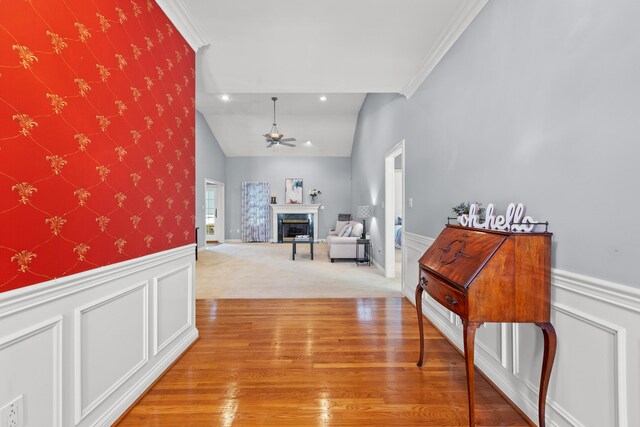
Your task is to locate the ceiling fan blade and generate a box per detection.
[266,142,275,148]
[280,138,296,142]
[280,142,296,147]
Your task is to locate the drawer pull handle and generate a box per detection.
[420,277,427,286]
[445,295,458,306]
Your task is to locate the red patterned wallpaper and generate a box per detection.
[0,0,195,292]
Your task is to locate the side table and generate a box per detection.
[355,238,370,266]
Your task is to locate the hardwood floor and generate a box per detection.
[118,298,529,426]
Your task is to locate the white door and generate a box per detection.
[205,185,218,242]
[384,140,405,282]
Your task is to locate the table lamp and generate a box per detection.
[356,205,373,239]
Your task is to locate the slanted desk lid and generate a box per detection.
[419,226,507,290]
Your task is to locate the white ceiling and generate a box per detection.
[160,0,487,157]
[197,93,365,157]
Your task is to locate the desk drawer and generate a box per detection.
[422,272,467,318]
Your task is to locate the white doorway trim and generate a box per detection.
[204,179,225,244]
[384,140,405,280]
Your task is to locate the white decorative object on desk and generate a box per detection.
[458,202,544,232]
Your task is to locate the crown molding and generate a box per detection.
[400,0,488,98]
[155,0,209,52]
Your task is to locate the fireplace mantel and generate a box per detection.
[269,204,320,243]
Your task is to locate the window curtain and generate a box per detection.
[241,182,270,242]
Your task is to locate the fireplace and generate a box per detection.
[269,204,319,243]
[282,219,310,242]
[277,214,314,243]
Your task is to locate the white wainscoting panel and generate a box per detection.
[476,322,508,369]
[153,265,193,356]
[74,282,149,423]
[0,244,198,427]
[0,316,62,427]
[403,232,638,427]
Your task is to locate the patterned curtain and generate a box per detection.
[241,182,270,242]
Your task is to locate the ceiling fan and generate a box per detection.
[264,97,296,148]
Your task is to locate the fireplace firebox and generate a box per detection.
[277,214,314,242]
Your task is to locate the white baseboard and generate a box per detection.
[371,258,385,274]
[225,239,242,243]
[403,232,638,427]
[0,245,198,426]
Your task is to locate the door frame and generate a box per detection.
[204,179,225,244]
[384,140,405,280]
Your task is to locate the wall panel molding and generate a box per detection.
[0,245,194,319]
[73,282,149,424]
[153,264,193,356]
[0,316,63,427]
[94,328,198,427]
[553,270,640,314]
[403,232,637,427]
[425,295,452,322]
[404,232,435,249]
[513,304,627,427]
[476,323,508,369]
[0,246,197,426]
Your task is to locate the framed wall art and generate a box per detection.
[285,178,303,204]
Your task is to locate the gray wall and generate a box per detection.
[195,111,227,249]
[351,0,640,287]
[226,157,352,240]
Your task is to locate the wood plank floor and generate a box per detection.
[118,298,529,426]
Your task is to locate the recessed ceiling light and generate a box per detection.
[306,140,312,145]
[319,96,327,102]
[220,94,230,101]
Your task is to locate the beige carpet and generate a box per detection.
[196,242,402,299]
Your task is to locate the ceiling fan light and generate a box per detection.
[264,97,295,147]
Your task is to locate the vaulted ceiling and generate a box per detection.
[157,0,487,156]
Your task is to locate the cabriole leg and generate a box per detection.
[535,322,557,427]
[415,283,425,366]
[463,321,482,426]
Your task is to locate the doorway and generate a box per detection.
[384,140,405,283]
[204,180,225,245]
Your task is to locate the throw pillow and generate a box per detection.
[338,224,352,237]
[335,220,349,233]
[351,222,363,238]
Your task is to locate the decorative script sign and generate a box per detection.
[458,203,542,232]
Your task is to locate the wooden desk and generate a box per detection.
[415,225,556,426]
